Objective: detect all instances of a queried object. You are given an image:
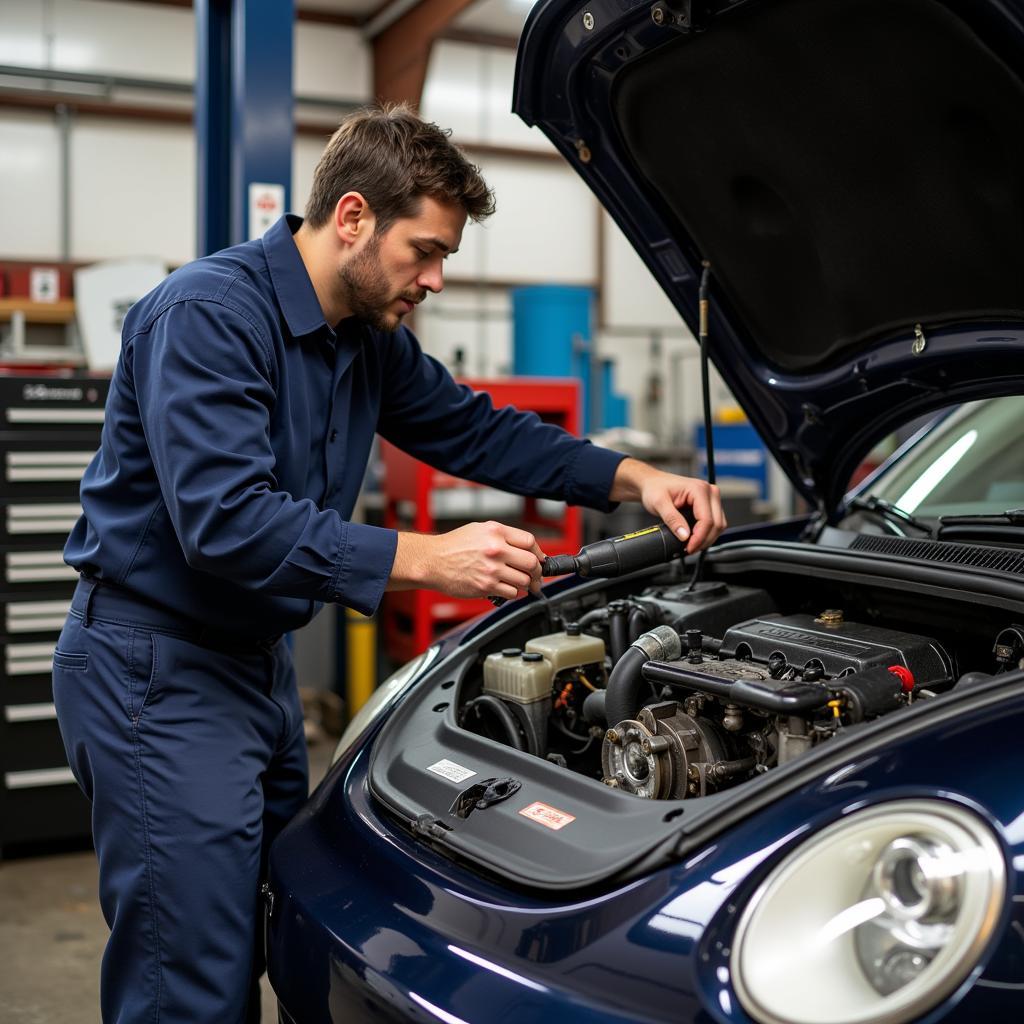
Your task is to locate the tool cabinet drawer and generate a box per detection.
[2,636,58,696]
[2,714,69,773]
[0,437,97,499]
[2,547,77,588]
[2,592,73,635]
[0,499,81,544]
[0,376,108,433]
[0,774,91,852]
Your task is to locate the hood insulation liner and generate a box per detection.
[613,0,1024,371]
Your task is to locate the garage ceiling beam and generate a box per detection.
[371,0,478,107]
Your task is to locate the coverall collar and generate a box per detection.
[263,214,333,341]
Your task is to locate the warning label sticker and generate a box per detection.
[518,801,576,831]
[426,759,477,784]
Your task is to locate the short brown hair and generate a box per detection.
[304,103,495,231]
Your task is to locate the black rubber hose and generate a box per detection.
[578,607,607,630]
[628,605,650,644]
[609,607,629,664]
[604,646,649,728]
[582,688,606,725]
[461,695,526,751]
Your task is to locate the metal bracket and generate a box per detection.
[450,777,522,819]
[651,0,710,32]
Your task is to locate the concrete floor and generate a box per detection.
[0,738,335,1024]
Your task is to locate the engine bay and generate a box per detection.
[457,571,1024,801]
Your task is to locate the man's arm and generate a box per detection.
[609,457,727,554]
[376,329,725,599]
[389,521,544,601]
[131,300,397,616]
[387,460,726,600]
[377,328,625,511]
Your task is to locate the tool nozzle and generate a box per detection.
[541,554,578,576]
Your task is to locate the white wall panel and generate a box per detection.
[70,119,194,264]
[295,22,370,100]
[424,42,550,151]
[413,285,512,377]
[472,157,597,284]
[422,42,484,142]
[0,0,47,66]
[292,134,331,217]
[52,0,193,82]
[0,113,62,259]
[596,329,703,444]
[602,212,683,329]
[481,48,548,150]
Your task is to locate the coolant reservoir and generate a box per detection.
[483,649,553,704]
[525,627,605,676]
[483,628,607,705]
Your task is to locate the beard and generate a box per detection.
[338,234,422,333]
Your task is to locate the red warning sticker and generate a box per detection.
[518,801,576,831]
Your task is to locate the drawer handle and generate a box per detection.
[5,703,58,723]
[5,767,76,790]
[7,408,105,424]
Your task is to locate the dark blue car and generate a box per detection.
[267,0,1024,1020]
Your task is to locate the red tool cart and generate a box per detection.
[380,378,583,663]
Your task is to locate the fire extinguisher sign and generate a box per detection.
[248,183,285,240]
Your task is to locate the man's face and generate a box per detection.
[338,196,466,332]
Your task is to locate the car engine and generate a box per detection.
[458,578,975,800]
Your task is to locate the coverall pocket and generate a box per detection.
[52,649,89,672]
[126,628,159,723]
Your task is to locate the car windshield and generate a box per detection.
[860,396,1024,518]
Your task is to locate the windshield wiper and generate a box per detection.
[846,495,935,537]
[938,509,1024,528]
[936,510,1024,543]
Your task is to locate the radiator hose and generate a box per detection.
[604,626,683,727]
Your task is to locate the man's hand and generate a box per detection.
[611,457,726,554]
[389,521,545,600]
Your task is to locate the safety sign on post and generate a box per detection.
[248,183,285,240]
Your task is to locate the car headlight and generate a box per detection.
[332,646,441,763]
[732,800,1005,1024]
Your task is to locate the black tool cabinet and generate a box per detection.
[0,373,108,856]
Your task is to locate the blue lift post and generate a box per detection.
[194,0,300,656]
[195,0,294,256]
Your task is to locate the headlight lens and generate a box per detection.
[732,801,1005,1024]
[332,646,441,763]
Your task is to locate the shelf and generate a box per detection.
[0,299,76,325]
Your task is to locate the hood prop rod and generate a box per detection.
[687,261,715,592]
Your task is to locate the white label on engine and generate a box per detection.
[427,758,476,783]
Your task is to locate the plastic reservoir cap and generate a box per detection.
[502,648,522,657]
[887,665,916,692]
[522,652,544,662]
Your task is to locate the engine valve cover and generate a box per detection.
[719,613,949,680]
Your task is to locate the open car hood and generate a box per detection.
[513,0,1024,513]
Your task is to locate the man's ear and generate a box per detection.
[334,192,375,246]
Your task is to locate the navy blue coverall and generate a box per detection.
[55,214,626,1022]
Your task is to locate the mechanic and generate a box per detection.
[53,104,726,1023]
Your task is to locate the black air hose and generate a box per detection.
[604,626,683,727]
[577,607,607,630]
[582,688,606,724]
[608,603,630,664]
[628,605,651,644]
[460,695,526,751]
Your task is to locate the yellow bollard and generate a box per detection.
[345,608,377,718]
